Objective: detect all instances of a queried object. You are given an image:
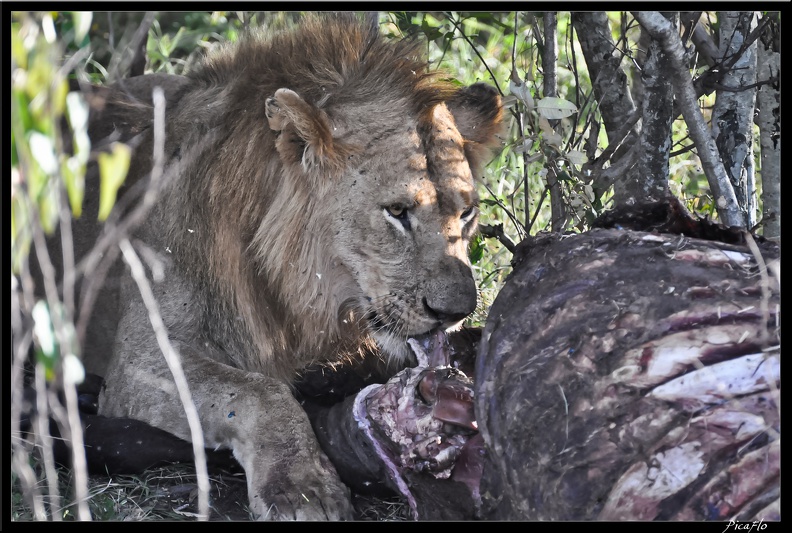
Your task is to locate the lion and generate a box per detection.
[74,13,503,520]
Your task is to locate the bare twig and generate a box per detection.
[510,12,534,231]
[10,275,46,520]
[690,21,719,67]
[479,223,516,253]
[741,232,773,349]
[76,112,178,339]
[21,147,92,522]
[74,167,157,346]
[527,186,550,233]
[599,135,641,188]
[128,13,155,77]
[483,182,527,241]
[119,238,211,521]
[34,367,63,520]
[114,86,211,521]
[508,12,533,233]
[446,14,504,96]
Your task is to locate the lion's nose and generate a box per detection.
[423,297,471,325]
[424,298,469,323]
[421,256,478,327]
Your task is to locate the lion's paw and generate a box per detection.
[248,463,353,521]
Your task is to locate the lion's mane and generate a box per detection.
[127,14,500,379]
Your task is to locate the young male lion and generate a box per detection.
[78,13,503,520]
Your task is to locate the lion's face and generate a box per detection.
[264,82,502,362]
[330,103,481,359]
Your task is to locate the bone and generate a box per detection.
[308,332,480,520]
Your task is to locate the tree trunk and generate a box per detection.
[572,12,639,199]
[475,200,780,520]
[541,12,566,232]
[619,12,677,205]
[634,12,745,229]
[711,12,759,228]
[755,13,780,241]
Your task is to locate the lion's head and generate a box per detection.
[155,14,504,373]
[268,86,502,361]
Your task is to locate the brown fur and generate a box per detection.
[89,13,503,520]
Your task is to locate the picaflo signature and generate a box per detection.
[722,520,768,533]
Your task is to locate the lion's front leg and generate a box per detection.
[99,323,353,520]
[211,368,354,521]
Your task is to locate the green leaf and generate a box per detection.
[32,300,58,380]
[97,143,131,221]
[10,21,27,68]
[11,89,33,132]
[565,150,588,165]
[71,11,92,44]
[64,91,90,217]
[38,189,59,234]
[469,233,485,264]
[28,131,58,175]
[509,79,534,110]
[10,184,33,275]
[52,78,69,117]
[32,300,82,383]
[62,158,85,218]
[536,97,578,120]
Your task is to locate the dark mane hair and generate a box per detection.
[191,13,458,120]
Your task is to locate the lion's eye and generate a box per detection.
[386,205,407,219]
[460,206,477,223]
[383,205,411,232]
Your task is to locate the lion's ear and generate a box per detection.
[447,83,505,174]
[265,88,353,173]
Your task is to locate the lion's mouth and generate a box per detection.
[365,311,386,331]
[365,309,442,340]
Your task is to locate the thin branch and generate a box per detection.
[483,182,527,240]
[599,134,641,188]
[21,155,92,522]
[119,237,211,521]
[479,223,516,253]
[10,258,45,520]
[742,232,772,349]
[447,14,504,96]
[75,96,183,332]
[690,20,719,66]
[527,186,550,233]
[669,143,698,158]
[36,377,64,521]
[690,15,772,99]
[507,12,535,234]
[710,78,777,93]
[586,108,641,180]
[121,86,210,520]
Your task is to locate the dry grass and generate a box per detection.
[10,459,411,522]
[11,462,252,521]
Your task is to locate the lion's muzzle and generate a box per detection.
[422,257,477,329]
